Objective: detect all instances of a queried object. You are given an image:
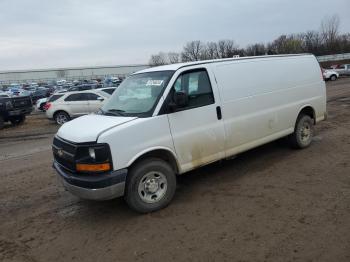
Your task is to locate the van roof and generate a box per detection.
[136,54,314,74]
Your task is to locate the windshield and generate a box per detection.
[101,70,174,117]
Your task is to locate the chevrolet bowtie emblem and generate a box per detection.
[57,149,64,157]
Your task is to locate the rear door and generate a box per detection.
[164,68,225,172]
[64,93,90,116]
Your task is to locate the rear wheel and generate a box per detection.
[10,115,25,125]
[330,75,337,81]
[289,114,314,149]
[125,158,177,213]
[54,111,70,125]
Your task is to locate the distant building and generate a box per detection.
[0,64,150,84]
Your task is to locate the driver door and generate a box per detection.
[165,68,225,172]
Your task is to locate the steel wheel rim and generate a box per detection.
[300,122,311,142]
[138,171,167,204]
[57,114,68,125]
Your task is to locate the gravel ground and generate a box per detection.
[0,78,349,262]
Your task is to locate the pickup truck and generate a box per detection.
[334,64,350,76]
[0,94,33,129]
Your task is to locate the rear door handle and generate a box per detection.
[216,106,222,120]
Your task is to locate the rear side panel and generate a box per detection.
[212,55,326,157]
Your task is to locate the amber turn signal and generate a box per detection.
[76,163,111,172]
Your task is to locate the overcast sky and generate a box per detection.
[0,0,349,71]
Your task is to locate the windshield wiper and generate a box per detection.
[105,108,126,116]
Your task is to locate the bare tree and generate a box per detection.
[168,52,180,64]
[217,40,239,58]
[245,43,266,56]
[149,15,350,63]
[181,41,205,62]
[205,42,219,59]
[269,35,303,54]
[338,33,350,53]
[299,31,322,55]
[321,14,340,45]
[149,52,168,66]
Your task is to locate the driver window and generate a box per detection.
[171,69,214,110]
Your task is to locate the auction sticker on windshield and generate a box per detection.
[146,80,164,86]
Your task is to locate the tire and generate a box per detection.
[10,115,25,125]
[0,116,4,130]
[330,75,337,81]
[289,114,314,149]
[54,111,70,125]
[125,158,177,213]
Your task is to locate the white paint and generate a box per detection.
[57,114,137,143]
[56,55,327,174]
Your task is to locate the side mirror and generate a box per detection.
[174,91,188,107]
[97,97,104,101]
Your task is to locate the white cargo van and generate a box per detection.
[52,55,327,213]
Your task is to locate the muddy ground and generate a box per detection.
[0,78,349,262]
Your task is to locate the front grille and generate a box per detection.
[54,155,76,171]
[12,97,32,109]
[53,136,77,172]
[53,136,76,155]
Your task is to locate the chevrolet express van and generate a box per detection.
[52,55,327,213]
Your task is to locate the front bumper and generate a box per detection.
[8,107,32,116]
[53,161,127,200]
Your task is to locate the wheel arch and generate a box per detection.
[53,110,70,118]
[296,105,316,125]
[127,147,180,175]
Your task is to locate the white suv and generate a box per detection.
[46,90,109,125]
[322,68,339,81]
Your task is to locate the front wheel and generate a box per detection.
[330,75,337,81]
[10,115,26,125]
[125,158,177,213]
[289,115,314,149]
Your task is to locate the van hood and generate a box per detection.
[57,114,137,143]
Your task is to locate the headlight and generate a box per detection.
[88,148,96,160]
[75,143,112,173]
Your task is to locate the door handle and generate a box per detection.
[216,106,222,120]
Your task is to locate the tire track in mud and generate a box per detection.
[0,134,53,161]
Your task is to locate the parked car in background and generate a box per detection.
[67,84,96,92]
[44,86,56,97]
[36,97,48,111]
[334,64,350,76]
[98,87,116,95]
[45,90,109,125]
[0,92,10,98]
[31,87,48,103]
[322,68,339,81]
[7,87,31,97]
[0,94,33,129]
[104,77,122,87]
